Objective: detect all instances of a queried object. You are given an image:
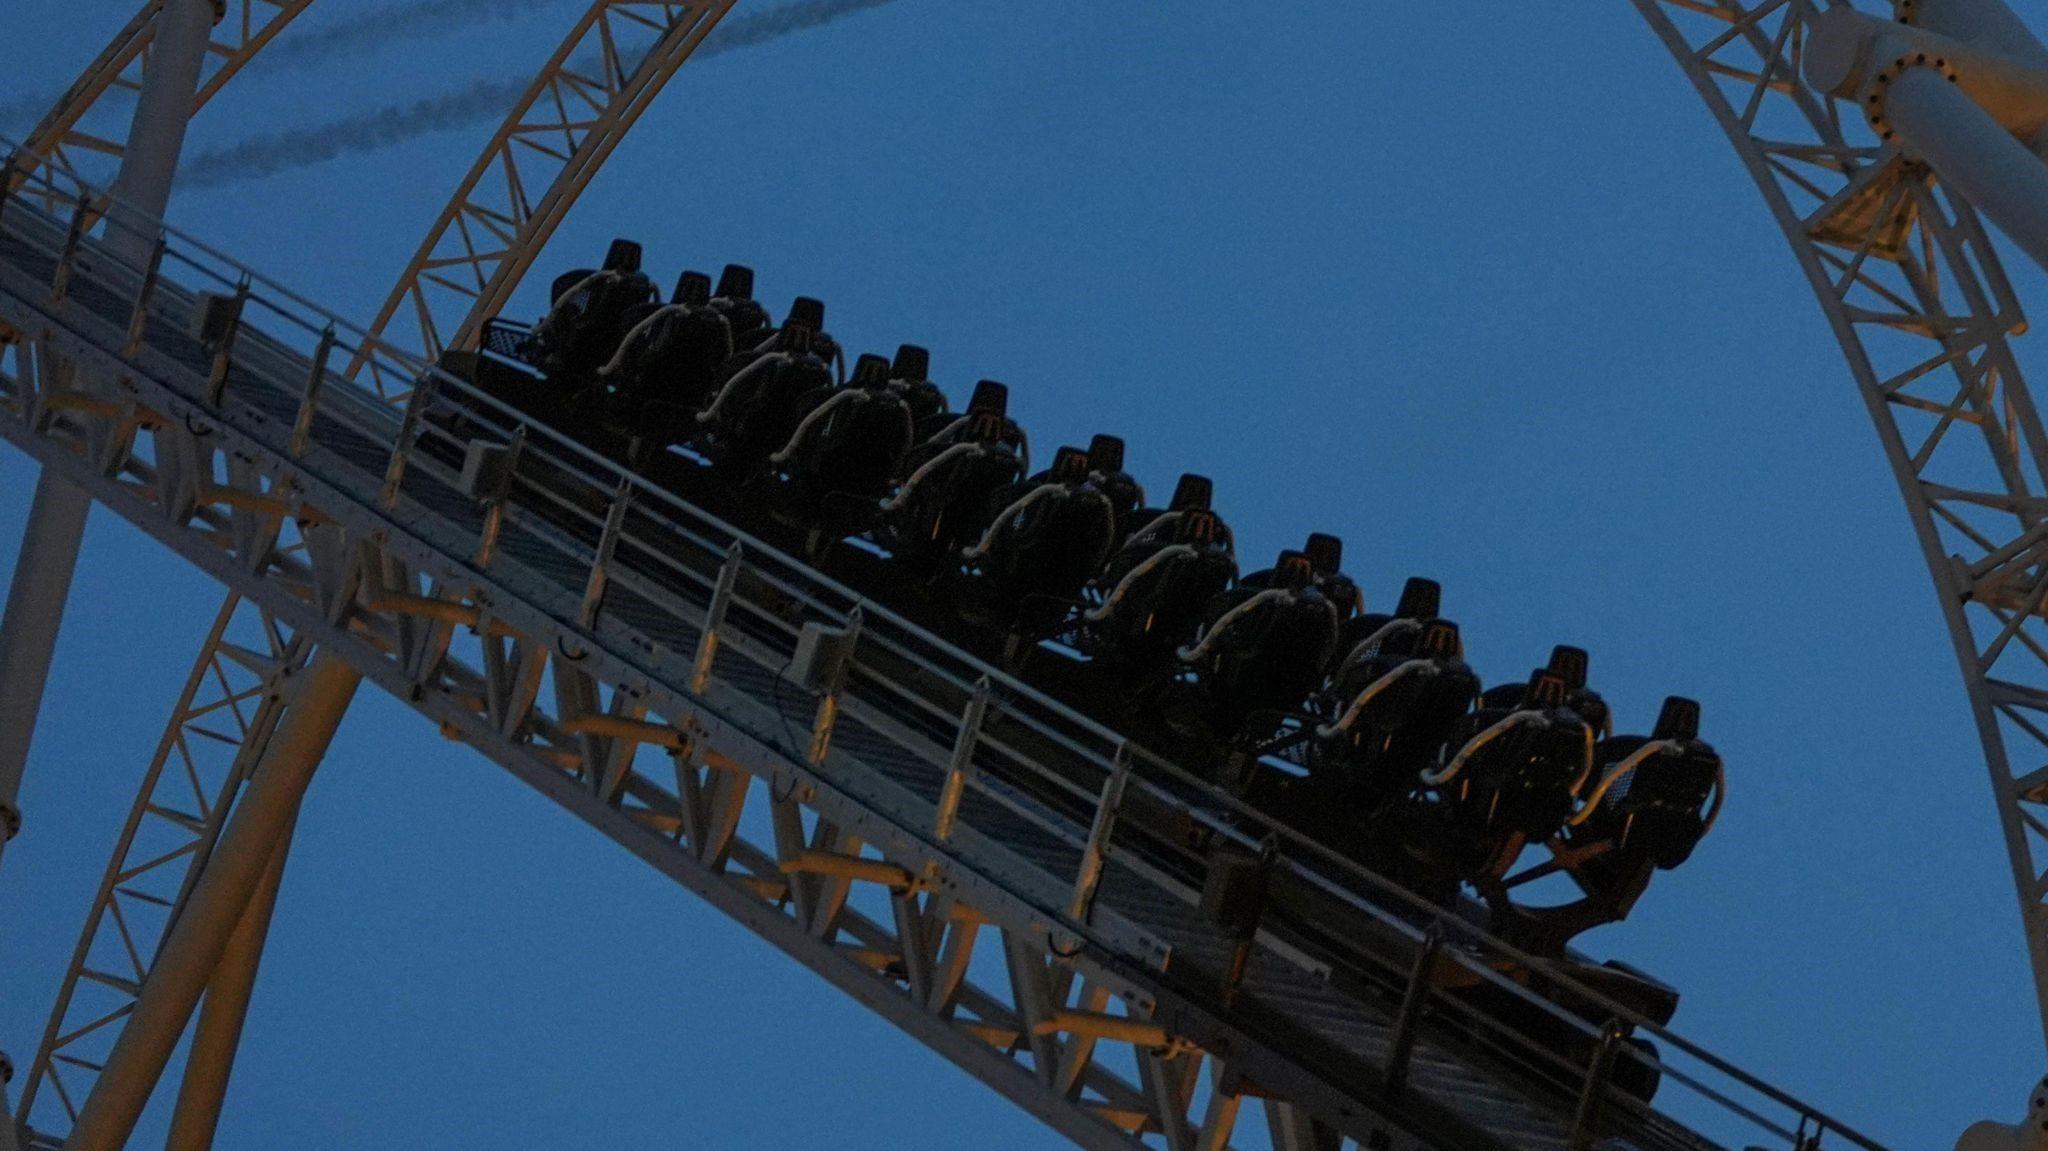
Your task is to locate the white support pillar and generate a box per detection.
[162,807,299,1151]
[66,654,359,1151]
[0,0,218,876]
[1885,65,2048,275]
[1898,0,2048,70]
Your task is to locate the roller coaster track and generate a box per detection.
[0,139,1888,1150]
[1637,0,2048,1050]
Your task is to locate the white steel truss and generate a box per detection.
[0,140,1893,1151]
[349,0,739,381]
[1635,0,2048,1047]
[6,0,317,212]
[16,593,314,1134]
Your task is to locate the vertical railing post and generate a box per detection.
[1381,922,1444,1101]
[580,478,633,629]
[933,678,992,844]
[1069,744,1133,924]
[122,237,167,359]
[806,606,861,766]
[289,327,336,459]
[202,279,250,408]
[690,542,743,695]
[378,372,438,509]
[49,195,93,306]
[1569,1020,1624,1151]
[472,425,525,569]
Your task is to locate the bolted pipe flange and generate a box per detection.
[0,800,18,843]
[1892,0,1922,26]
[1864,51,1963,145]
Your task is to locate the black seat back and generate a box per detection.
[1088,434,1126,473]
[1654,696,1702,742]
[1395,577,1441,620]
[715,264,755,301]
[851,353,891,389]
[967,379,1009,417]
[1170,473,1213,512]
[673,271,712,306]
[1305,533,1343,575]
[785,295,826,332]
[893,343,931,382]
[604,238,643,273]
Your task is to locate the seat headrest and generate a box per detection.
[715,264,755,301]
[1305,532,1342,575]
[1087,434,1125,473]
[852,354,891,388]
[1526,670,1567,710]
[781,325,815,356]
[1052,446,1089,483]
[1547,645,1589,690]
[1653,696,1702,742]
[892,343,930,382]
[1170,474,1213,513]
[785,296,826,332]
[1420,619,1461,658]
[1395,577,1442,621]
[967,411,1007,444]
[967,380,1009,418]
[673,271,712,307]
[603,238,643,273]
[1273,550,1313,590]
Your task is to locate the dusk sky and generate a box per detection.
[0,2,2036,1147]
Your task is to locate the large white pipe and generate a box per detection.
[0,0,218,876]
[1896,0,2048,71]
[66,655,360,1151]
[1887,63,2048,276]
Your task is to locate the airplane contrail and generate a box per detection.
[177,0,903,189]
[0,0,574,134]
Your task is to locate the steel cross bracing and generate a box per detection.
[0,159,1889,1151]
[5,0,316,213]
[13,591,312,1136]
[349,0,739,383]
[1634,0,2048,1047]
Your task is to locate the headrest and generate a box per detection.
[785,296,826,332]
[1526,670,1567,710]
[780,325,815,356]
[1051,446,1089,483]
[1180,509,1222,547]
[967,380,1009,418]
[1653,696,1702,742]
[673,271,712,307]
[1170,474,1213,513]
[1305,532,1343,575]
[1395,577,1442,621]
[1273,550,1314,590]
[1420,619,1461,658]
[1088,434,1126,474]
[603,238,643,273]
[1547,645,1589,690]
[892,343,930,381]
[852,353,891,388]
[715,264,755,301]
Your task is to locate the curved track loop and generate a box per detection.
[349,0,738,384]
[5,0,316,207]
[1636,0,2048,1044]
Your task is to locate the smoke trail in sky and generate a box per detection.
[259,0,568,68]
[177,0,903,189]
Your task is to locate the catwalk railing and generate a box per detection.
[0,137,1886,1151]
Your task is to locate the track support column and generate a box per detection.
[66,653,359,1151]
[0,0,219,879]
[163,807,300,1151]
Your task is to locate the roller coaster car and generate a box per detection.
[1176,550,1343,744]
[1337,575,1442,661]
[593,270,738,454]
[886,344,949,429]
[1077,476,1238,674]
[693,323,835,479]
[767,353,917,543]
[1480,696,1725,959]
[1481,644,1613,740]
[877,381,1028,573]
[525,238,658,387]
[960,445,1118,637]
[1083,434,1146,546]
[1303,618,1479,826]
[707,263,773,352]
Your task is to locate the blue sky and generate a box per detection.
[0,2,2034,1147]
